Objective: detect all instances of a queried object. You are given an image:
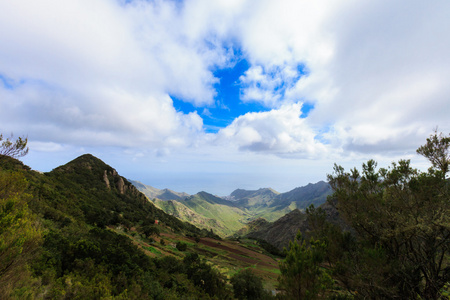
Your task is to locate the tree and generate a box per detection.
[230,268,266,300]
[417,130,450,176]
[327,132,450,299]
[141,225,160,238]
[278,232,332,299]
[183,253,232,298]
[0,134,29,160]
[176,241,187,251]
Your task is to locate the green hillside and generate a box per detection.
[0,154,279,299]
[182,192,251,236]
[151,198,229,234]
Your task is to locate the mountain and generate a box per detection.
[135,185,251,237]
[134,180,332,236]
[229,181,332,222]
[231,188,280,208]
[274,181,332,209]
[43,154,214,237]
[229,188,279,202]
[246,209,308,250]
[130,180,189,201]
[244,199,352,251]
[180,192,250,236]
[230,181,331,210]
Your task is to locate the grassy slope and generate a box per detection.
[182,193,251,236]
[151,198,231,235]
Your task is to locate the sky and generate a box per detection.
[1,0,449,195]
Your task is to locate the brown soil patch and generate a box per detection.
[189,237,277,269]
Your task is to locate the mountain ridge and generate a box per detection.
[134,179,331,237]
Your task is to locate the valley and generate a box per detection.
[132,179,332,237]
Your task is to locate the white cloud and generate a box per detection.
[0,0,224,150]
[238,65,303,107]
[291,0,450,152]
[217,0,450,155]
[217,103,328,158]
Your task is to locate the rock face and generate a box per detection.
[116,177,126,194]
[103,169,127,194]
[103,170,110,189]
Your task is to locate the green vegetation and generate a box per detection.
[176,241,188,251]
[0,171,41,299]
[276,131,450,299]
[278,232,332,299]
[230,268,268,300]
[0,133,29,159]
[0,140,277,299]
[183,192,251,236]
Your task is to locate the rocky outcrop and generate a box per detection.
[116,176,126,194]
[103,170,110,189]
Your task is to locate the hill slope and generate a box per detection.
[181,192,251,236]
[1,154,281,298]
[244,199,351,251]
[246,209,308,250]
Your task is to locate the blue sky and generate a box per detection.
[173,57,314,133]
[1,0,449,195]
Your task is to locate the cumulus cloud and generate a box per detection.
[217,103,328,158]
[291,0,450,152]
[238,64,304,107]
[224,0,450,156]
[0,0,229,150]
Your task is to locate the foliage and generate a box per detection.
[278,232,332,299]
[254,238,285,257]
[0,171,42,299]
[141,224,160,238]
[0,133,29,160]
[324,131,450,299]
[231,268,267,300]
[176,241,188,251]
[416,130,450,175]
[183,252,233,299]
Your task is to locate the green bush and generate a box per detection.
[231,268,266,300]
[176,241,188,251]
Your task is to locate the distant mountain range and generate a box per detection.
[132,180,332,237]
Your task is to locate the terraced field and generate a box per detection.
[117,227,281,290]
